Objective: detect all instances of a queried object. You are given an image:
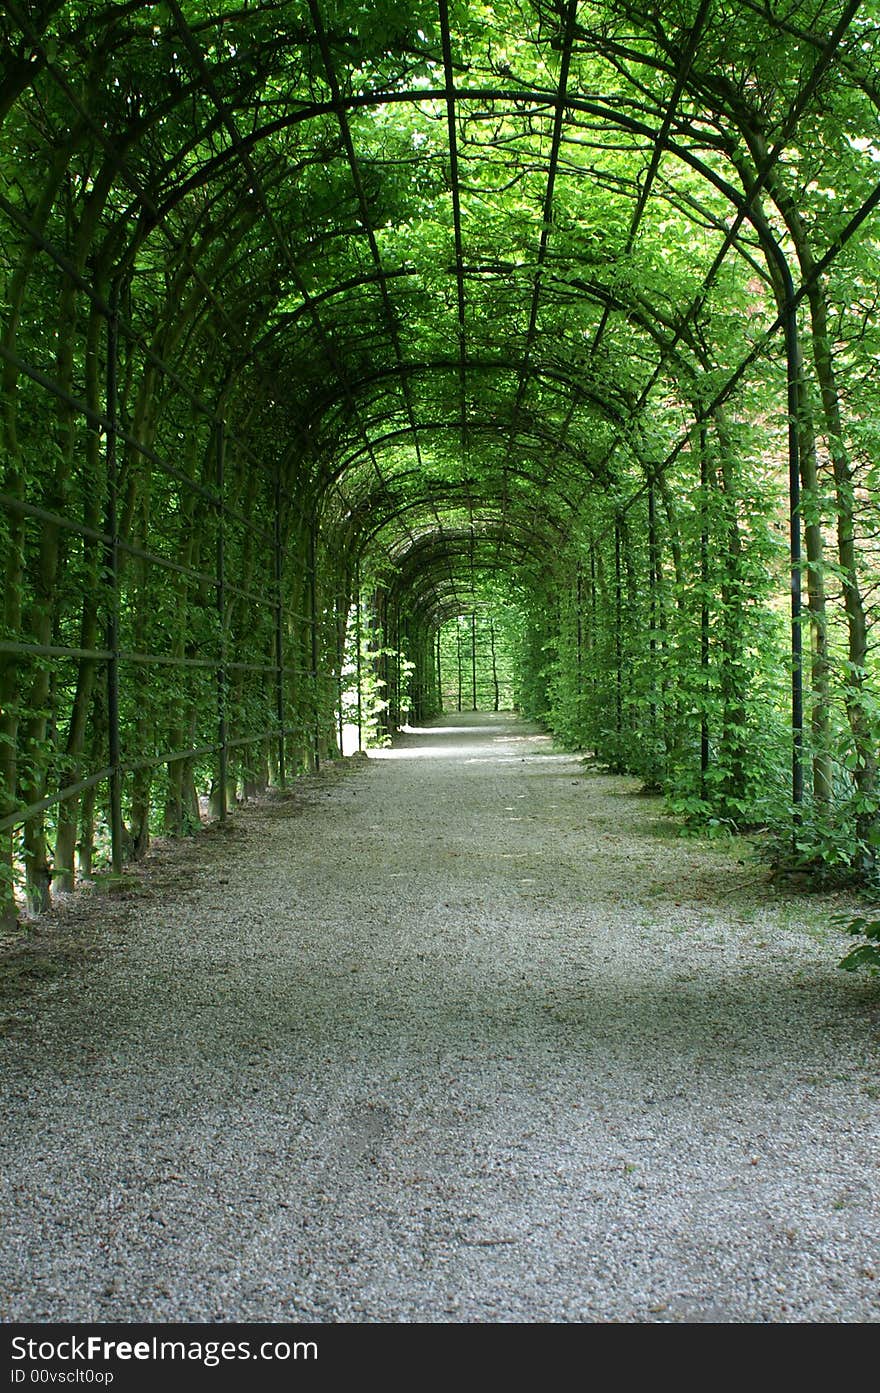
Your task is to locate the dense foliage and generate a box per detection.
[2,0,880,928]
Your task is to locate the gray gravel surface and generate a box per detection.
[2,711,880,1323]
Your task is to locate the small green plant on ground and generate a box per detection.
[835,913,880,975]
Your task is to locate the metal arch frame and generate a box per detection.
[159,0,452,627]
[498,0,579,518]
[321,417,612,503]
[385,529,556,629]
[116,19,874,765]
[15,0,867,524]
[307,356,634,436]
[359,489,571,559]
[6,10,876,473]
[0,16,793,519]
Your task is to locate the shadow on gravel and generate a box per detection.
[24,954,879,1083]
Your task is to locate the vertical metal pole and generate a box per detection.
[589,542,597,677]
[414,624,420,724]
[648,480,658,745]
[377,590,388,740]
[435,628,442,712]
[614,517,623,751]
[274,460,286,788]
[105,280,123,873]
[471,613,477,710]
[395,601,402,727]
[309,520,320,771]
[576,563,583,694]
[337,596,344,753]
[216,421,228,821]
[355,563,363,751]
[783,293,804,811]
[700,423,710,792]
[396,609,402,727]
[589,543,597,621]
[416,625,424,723]
[456,620,462,712]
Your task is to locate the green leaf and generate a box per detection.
[839,944,880,973]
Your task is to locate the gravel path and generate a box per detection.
[2,711,879,1323]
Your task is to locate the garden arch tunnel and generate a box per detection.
[2,0,880,925]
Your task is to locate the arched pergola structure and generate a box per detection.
[2,0,879,922]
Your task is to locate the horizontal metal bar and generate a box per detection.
[0,187,282,484]
[0,496,335,627]
[124,743,219,775]
[0,493,282,604]
[117,655,317,675]
[224,729,286,752]
[124,537,283,610]
[0,479,288,596]
[0,644,343,679]
[122,726,310,771]
[0,641,112,662]
[0,768,111,836]
[0,715,323,834]
[222,504,276,548]
[0,342,222,509]
[117,538,216,587]
[0,189,223,423]
[118,650,217,670]
[226,660,281,674]
[223,578,281,609]
[0,491,108,544]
